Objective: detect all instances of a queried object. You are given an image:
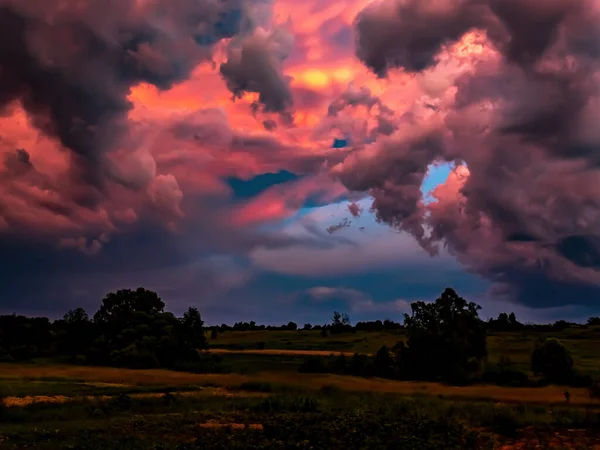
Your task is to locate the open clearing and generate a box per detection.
[205,348,360,356]
[2,363,599,407]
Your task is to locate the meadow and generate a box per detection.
[2,327,600,449]
[206,327,600,378]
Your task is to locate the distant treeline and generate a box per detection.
[1,287,600,390]
[209,313,597,334]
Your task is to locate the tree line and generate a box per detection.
[1,286,599,390]
[0,288,211,371]
[297,289,597,389]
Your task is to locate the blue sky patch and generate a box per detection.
[226,170,300,200]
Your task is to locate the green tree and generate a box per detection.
[531,338,574,384]
[180,307,207,350]
[401,288,487,382]
[93,288,165,325]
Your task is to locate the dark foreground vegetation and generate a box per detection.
[1,378,600,449]
[2,287,600,448]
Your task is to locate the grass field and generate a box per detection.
[2,328,600,448]
[1,363,600,448]
[208,328,600,377]
[1,363,600,406]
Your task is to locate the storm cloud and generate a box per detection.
[338,0,600,307]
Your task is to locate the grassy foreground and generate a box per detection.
[1,363,600,449]
[2,328,600,448]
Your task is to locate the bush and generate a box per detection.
[239,381,273,393]
[489,408,520,437]
[481,359,531,387]
[110,394,132,411]
[320,384,342,395]
[531,338,574,384]
[162,392,178,405]
[589,381,600,399]
[298,357,328,373]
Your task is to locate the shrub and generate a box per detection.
[239,381,273,393]
[481,358,531,387]
[110,394,132,411]
[298,357,328,373]
[163,392,178,405]
[589,381,600,399]
[320,384,342,395]
[531,338,574,384]
[489,408,520,437]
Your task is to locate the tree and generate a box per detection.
[341,313,351,326]
[93,288,165,325]
[587,317,600,326]
[64,308,89,324]
[180,307,207,351]
[285,321,298,331]
[332,311,342,326]
[331,311,352,334]
[302,323,312,330]
[531,338,574,383]
[56,308,94,359]
[401,288,487,382]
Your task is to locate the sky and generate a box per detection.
[1,0,600,325]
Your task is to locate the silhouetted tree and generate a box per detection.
[93,288,165,326]
[179,307,207,351]
[332,311,342,326]
[55,308,95,359]
[587,317,600,326]
[401,288,487,382]
[284,321,298,331]
[330,311,352,334]
[64,308,89,324]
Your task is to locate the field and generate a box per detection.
[207,328,600,377]
[2,328,600,448]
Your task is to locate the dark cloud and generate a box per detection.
[326,218,350,234]
[355,0,594,76]
[354,0,490,76]
[0,0,280,199]
[220,26,294,113]
[341,0,600,308]
[263,119,278,131]
[347,202,362,217]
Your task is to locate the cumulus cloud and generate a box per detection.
[220,25,295,113]
[0,0,305,249]
[336,0,600,307]
[306,286,411,314]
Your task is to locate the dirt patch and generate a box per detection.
[1,388,266,407]
[206,349,361,357]
[3,395,70,407]
[199,421,263,431]
[500,427,600,449]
